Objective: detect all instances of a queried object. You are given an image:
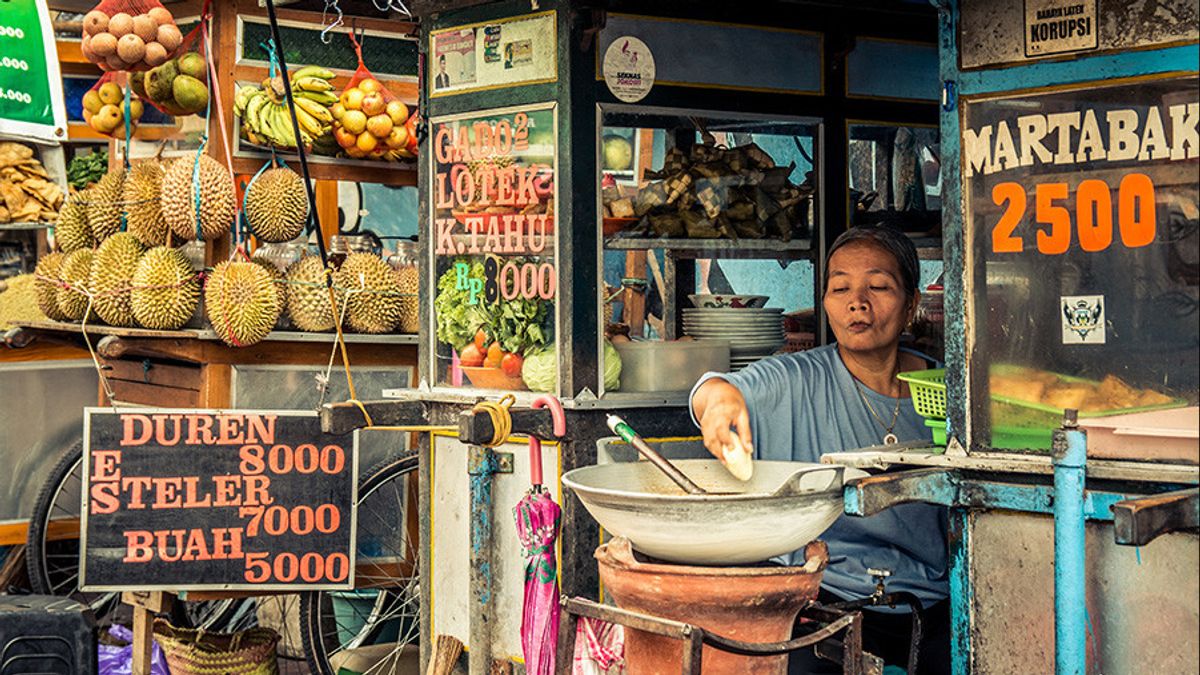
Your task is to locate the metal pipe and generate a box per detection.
[468,446,498,675]
[1052,411,1088,675]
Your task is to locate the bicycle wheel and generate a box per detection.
[25,442,279,634]
[26,441,121,622]
[301,453,420,675]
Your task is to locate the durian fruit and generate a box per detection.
[245,167,308,243]
[57,249,95,321]
[89,232,146,327]
[205,261,280,346]
[285,255,335,332]
[124,160,169,247]
[55,195,94,253]
[131,246,200,330]
[395,265,419,333]
[334,252,401,334]
[161,154,236,242]
[250,256,288,329]
[33,252,69,321]
[87,168,126,243]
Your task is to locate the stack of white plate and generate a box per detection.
[682,307,785,370]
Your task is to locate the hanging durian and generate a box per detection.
[131,246,200,330]
[161,154,236,241]
[89,232,146,327]
[334,252,401,334]
[285,255,335,332]
[205,261,280,346]
[124,160,170,247]
[57,248,95,321]
[245,167,309,243]
[33,252,69,321]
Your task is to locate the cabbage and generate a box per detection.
[603,340,621,391]
[521,341,622,392]
[521,349,556,393]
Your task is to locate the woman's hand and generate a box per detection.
[691,378,754,460]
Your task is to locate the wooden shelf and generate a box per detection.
[13,320,418,345]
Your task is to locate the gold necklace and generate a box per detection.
[852,376,902,445]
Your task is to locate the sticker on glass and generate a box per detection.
[603,37,655,103]
[1061,294,1105,344]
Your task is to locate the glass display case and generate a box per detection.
[962,75,1199,454]
[427,103,558,394]
[599,105,822,395]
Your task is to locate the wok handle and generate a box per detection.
[775,465,846,496]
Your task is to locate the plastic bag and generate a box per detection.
[98,624,171,675]
[82,72,143,139]
[572,618,625,675]
[330,33,415,161]
[81,0,182,72]
[130,21,210,117]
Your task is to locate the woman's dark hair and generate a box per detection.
[823,225,920,298]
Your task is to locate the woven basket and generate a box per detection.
[153,619,280,675]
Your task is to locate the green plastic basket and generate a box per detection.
[899,369,948,419]
[901,367,1185,425]
[924,417,1055,450]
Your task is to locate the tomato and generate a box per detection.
[474,328,488,351]
[501,352,524,377]
[459,343,485,368]
[484,342,504,369]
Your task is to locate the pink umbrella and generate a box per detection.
[515,395,566,675]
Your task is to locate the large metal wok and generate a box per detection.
[563,460,866,565]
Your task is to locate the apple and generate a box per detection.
[386,100,408,125]
[333,126,358,149]
[340,88,364,111]
[341,109,367,135]
[360,92,386,117]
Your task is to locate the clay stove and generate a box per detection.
[595,537,829,675]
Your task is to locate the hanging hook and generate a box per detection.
[527,396,566,491]
[320,0,345,45]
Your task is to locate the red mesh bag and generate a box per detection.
[82,72,143,139]
[81,0,183,72]
[330,33,414,161]
[130,21,211,118]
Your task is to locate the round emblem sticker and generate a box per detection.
[603,37,655,103]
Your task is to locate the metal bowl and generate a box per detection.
[563,460,865,565]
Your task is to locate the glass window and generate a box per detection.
[962,76,1198,452]
[429,105,557,393]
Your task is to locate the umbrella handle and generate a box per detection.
[529,396,566,488]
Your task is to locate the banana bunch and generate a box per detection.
[235,66,337,151]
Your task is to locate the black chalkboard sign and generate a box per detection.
[80,408,358,591]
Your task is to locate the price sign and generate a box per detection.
[0,0,67,141]
[80,409,358,591]
[964,77,1198,258]
[430,104,559,302]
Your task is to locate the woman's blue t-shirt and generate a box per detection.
[690,343,949,610]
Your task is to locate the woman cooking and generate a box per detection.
[690,225,950,674]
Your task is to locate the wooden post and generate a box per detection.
[122,591,172,675]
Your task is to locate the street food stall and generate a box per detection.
[320,0,951,673]
[0,0,1193,673]
[322,1,1197,674]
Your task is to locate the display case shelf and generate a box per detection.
[604,236,815,259]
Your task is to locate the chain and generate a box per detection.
[852,375,902,444]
